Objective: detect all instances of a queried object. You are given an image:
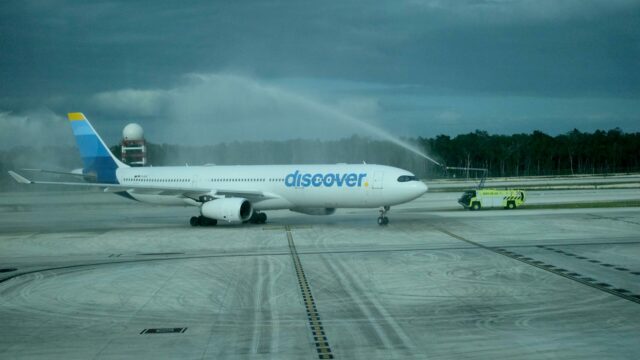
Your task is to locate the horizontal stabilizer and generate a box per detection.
[8,171,33,184]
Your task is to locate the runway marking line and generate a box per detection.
[285,225,335,360]
[538,245,637,274]
[140,327,187,334]
[435,227,640,305]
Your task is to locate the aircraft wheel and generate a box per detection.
[198,216,217,226]
[258,212,267,224]
[190,216,199,227]
[377,216,389,226]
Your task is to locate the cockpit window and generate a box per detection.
[397,175,418,182]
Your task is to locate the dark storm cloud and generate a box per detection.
[2,0,638,97]
[0,0,638,146]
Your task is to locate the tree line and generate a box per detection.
[1,128,639,191]
[420,128,640,178]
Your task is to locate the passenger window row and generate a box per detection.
[122,177,287,183]
[124,178,188,182]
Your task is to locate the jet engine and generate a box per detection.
[290,208,336,216]
[201,198,253,222]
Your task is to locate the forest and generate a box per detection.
[421,128,640,178]
[1,128,639,191]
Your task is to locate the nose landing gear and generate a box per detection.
[377,206,390,226]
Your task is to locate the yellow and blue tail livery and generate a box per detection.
[67,112,128,183]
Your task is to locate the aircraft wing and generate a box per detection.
[8,171,275,202]
[20,168,96,180]
[213,189,274,202]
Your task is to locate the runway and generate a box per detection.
[1,189,640,359]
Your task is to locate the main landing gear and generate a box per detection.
[377,206,390,226]
[248,211,267,224]
[190,212,267,227]
[190,216,217,227]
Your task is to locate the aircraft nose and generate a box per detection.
[418,181,428,194]
[407,180,428,197]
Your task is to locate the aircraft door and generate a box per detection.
[372,172,384,189]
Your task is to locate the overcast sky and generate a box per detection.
[0,0,639,148]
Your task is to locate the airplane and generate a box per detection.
[8,113,428,226]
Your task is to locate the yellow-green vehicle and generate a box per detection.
[458,189,525,210]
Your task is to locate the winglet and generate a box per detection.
[8,171,33,184]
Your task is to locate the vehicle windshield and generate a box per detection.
[397,175,418,182]
[459,190,476,201]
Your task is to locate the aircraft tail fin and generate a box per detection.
[67,112,128,183]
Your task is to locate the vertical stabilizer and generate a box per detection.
[68,112,128,183]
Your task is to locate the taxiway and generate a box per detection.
[0,188,639,359]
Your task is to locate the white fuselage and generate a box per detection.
[116,164,427,210]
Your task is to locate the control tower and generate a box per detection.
[120,123,147,166]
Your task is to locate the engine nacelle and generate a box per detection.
[201,198,253,222]
[290,207,336,216]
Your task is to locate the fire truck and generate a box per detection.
[458,189,525,210]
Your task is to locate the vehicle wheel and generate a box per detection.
[190,216,199,227]
[507,201,515,209]
[258,212,267,224]
[472,202,481,211]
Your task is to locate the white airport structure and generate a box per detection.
[120,123,147,166]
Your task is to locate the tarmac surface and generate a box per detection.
[1,188,640,359]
